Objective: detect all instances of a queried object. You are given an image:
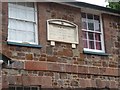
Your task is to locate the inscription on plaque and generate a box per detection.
[47,19,79,47]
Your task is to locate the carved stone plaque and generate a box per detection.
[47,19,79,45]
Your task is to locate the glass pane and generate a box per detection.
[16,20,25,31]
[94,20,100,31]
[95,33,101,41]
[16,87,23,90]
[8,29,16,41]
[24,87,30,90]
[88,22,94,30]
[96,42,102,50]
[31,87,38,90]
[26,3,34,11]
[9,7,17,18]
[87,13,93,19]
[26,11,35,21]
[8,19,35,43]
[94,15,100,22]
[25,32,35,43]
[17,8,26,20]
[89,41,95,49]
[16,30,24,41]
[81,13,86,18]
[16,2,25,6]
[8,19,17,29]
[83,40,88,48]
[82,21,87,29]
[9,2,35,21]
[9,86,15,90]
[9,19,35,32]
[25,22,35,32]
[82,31,87,39]
[26,2,34,8]
[88,32,94,40]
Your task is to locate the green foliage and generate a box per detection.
[107,2,120,10]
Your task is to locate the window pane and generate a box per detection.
[9,3,35,21]
[9,7,17,18]
[8,19,17,29]
[94,20,100,31]
[31,87,38,90]
[89,41,95,49]
[25,32,35,42]
[26,2,34,8]
[87,14,93,19]
[82,21,87,29]
[88,32,94,40]
[95,33,101,41]
[94,15,100,22]
[16,87,23,90]
[8,29,16,41]
[15,30,24,41]
[81,13,86,18]
[83,40,88,48]
[9,86,15,90]
[24,87,30,90]
[16,20,25,31]
[15,21,35,32]
[96,42,102,50]
[88,22,94,30]
[16,2,25,6]
[82,31,87,39]
[17,8,26,20]
[15,30,33,42]
[26,11,35,21]
[25,22,35,32]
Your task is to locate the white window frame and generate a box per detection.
[7,2,38,45]
[81,12,105,53]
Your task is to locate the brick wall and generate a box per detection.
[1,2,120,90]
[0,2,2,90]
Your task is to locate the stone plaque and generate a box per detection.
[47,19,79,44]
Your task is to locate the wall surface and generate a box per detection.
[1,2,120,90]
[0,2,2,90]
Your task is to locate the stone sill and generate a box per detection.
[7,41,42,48]
[83,51,109,56]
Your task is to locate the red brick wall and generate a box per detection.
[0,2,2,90]
[1,2,120,89]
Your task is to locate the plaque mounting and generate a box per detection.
[47,19,79,48]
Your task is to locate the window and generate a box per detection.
[9,85,41,90]
[81,13,104,52]
[8,2,38,44]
